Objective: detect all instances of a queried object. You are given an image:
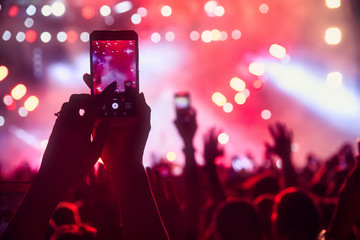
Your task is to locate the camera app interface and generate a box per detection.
[92,40,136,95]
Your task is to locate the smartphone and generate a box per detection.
[174,92,193,122]
[90,30,139,117]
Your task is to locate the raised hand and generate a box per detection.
[204,127,224,167]
[174,107,197,148]
[265,122,293,160]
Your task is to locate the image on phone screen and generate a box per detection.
[92,40,136,95]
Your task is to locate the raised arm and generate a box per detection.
[1,82,116,240]
[100,93,169,240]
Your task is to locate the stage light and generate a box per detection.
[24,18,34,28]
[259,3,269,14]
[220,31,228,41]
[166,151,176,161]
[131,13,141,24]
[201,30,212,43]
[326,0,341,8]
[105,16,115,25]
[211,29,221,41]
[16,32,26,42]
[253,79,263,89]
[161,5,172,17]
[214,6,225,16]
[41,5,52,17]
[57,31,67,42]
[232,30,241,40]
[151,32,161,43]
[137,7,148,17]
[165,31,175,41]
[26,5,36,16]
[204,1,218,17]
[9,5,19,17]
[11,84,27,100]
[100,5,111,17]
[218,132,229,144]
[325,27,341,45]
[249,62,265,76]
[0,65,9,81]
[82,6,95,19]
[212,92,227,106]
[3,95,13,105]
[190,31,200,41]
[223,102,233,113]
[3,30,11,41]
[232,156,254,172]
[234,92,246,105]
[25,30,37,43]
[115,1,132,14]
[51,2,65,17]
[269,44,286,59]
[24,96,39,112]
[80,32,89,42]
[261,109,271,120]
[326,71,342,88]
[40,32,51,43]
[66,31,77,43]
[0,116,4,127]
[230,77,246,91]
[18,107,28,117]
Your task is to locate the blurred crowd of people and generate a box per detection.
[0,85,359,240]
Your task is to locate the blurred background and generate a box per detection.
[0,0,359,177]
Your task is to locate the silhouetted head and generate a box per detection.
[215,199,263,240]
[52,202,81,227]
[273,188,321,240]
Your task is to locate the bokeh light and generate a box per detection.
[165,31,175,41]
[2,30,11,41]
[214,6,225,17]
[26,5,36,16]
[114,1,133,14]
[57,31,67,42]
[40,32,51,43]
[24,96,39,111]
[3,95,13,105]
[326,72,343,88]
[16,32,26,42]
[67,31,78,43]
[151,32,161,43]
[190,31,200,41]
[218,132,229,144]
[249,62,265,76]
[201,30,212,43]
[230,77,246,91]
[0,116,4,127]
[80,32,89,42]
[25,30,37,43]
[269,44,287,59]
[166,151,176,161]
[234,92,247,105]
[223,102,233,113]
[161,5,172,17]
[0,65,9,81]
[51,2,66,17]
[131,13,141,24]
[261,109,272,120]
[232,30,241,40]
[325,27,341,45]
[11,84,27,100]
[82,6,95,19]
[18,107,28,117]
[105,16,115,25]
[204,1,218,17]
[9,5,19,17]
[41,5,52,17]
[212,92,227,106]
[259,3,269,14]
[137,7,148,17]
[326,0,341,8]
[100,5,111,17]
[24,18,34,28]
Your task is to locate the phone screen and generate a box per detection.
[92,40,136,95]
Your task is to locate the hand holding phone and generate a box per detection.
[90,30,139,117]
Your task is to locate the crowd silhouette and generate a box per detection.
[0,74,359,240]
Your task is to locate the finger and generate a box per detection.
[90,118,110,161]
[83,73,92,90]
[59,94,91,119]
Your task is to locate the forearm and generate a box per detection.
[205,163,226,203]
[108,157,168,240]
[2,172,66,240]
